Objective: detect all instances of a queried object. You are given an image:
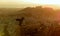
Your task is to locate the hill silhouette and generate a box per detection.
[15,6,60,36]
[0,6,60,36]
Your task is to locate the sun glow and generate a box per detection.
[0,0,60,5]
[0,0,60,4]
[20,0,60,5]
[0,0,60,8]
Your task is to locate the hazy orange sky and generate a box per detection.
[0,0,60,9]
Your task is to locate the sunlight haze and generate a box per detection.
[0,0,60,9]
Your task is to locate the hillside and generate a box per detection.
[0,6,60,36]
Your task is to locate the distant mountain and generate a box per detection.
[0,8,23,15]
